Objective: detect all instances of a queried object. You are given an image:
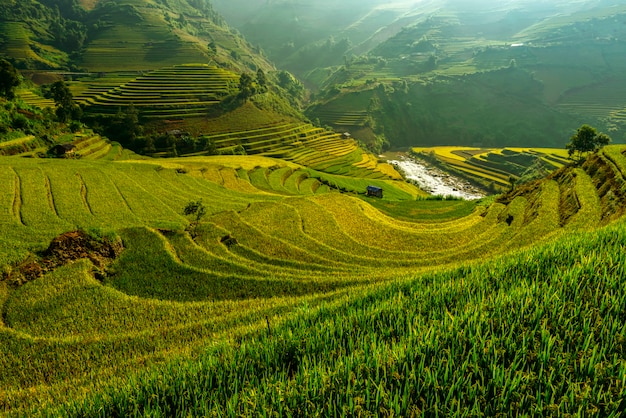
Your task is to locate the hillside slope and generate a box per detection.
[1,145,626,413]
[0,0,275,72]
[53,215,626,416]
[295,2,626,149]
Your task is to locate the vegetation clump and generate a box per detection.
[43,80,82,123]
[566,124,611,163]
[183,199,207,238]
[0,59,21,100]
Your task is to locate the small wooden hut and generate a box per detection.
[366,185,383,198]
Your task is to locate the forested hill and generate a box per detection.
[0,0,274,72]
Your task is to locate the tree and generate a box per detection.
[276,70,305,106]
[207,41,217,58]
[566,124,611,162]
[0,59,20,100]
[198,136,217,155]
[46,80,81,122]
[119,103,142,143]
[105,104,142,146]
[256,68,267,92]
[237,73,257,100]
[183,199,207,238]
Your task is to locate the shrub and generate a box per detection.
[11,114,30,130]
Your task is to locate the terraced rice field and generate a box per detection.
[81,64,238,119]
[557,77,626,120]
[0,148,616,284]
[193,122,400,181]
[73,65,397,180]
[0,135,34,148]
[16,90,55,109]
[70,73,138,104]
[413,146,572,187]
[78,4,208,72]
[313,110,369,126]
[1,143,626,414]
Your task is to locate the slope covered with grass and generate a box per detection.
[0,0,275,73]
[1,145,626,415]
[51,218,626,416]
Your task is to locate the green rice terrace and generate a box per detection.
[75,64,239,119]
[193,122,400,180]
[2,0,626,414]
[57,63,400,180]
[1,139,626,415]
[0,129,132,161]
[411,146,573,191]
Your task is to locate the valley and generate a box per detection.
[1,0,626,416]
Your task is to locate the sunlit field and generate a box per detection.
[1,143,626,415]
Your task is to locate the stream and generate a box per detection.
[389,156,485,200]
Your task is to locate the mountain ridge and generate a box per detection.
[0,0,274,73]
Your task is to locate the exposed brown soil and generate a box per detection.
[2,230,123,288]
[496,178,542,206]
[553,170,580,226]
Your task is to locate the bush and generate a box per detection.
[69,120,82,132]
[11,114,30,131]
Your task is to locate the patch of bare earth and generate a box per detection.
[2,230,123,287]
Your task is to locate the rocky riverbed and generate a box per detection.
[389,155,486,200]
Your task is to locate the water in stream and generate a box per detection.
[390,156,485,200]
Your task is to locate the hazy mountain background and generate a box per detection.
[2,0,626,150]
[211,0,626,149]
[211,0,626,74]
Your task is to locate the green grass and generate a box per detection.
[1,144,626,415]
[82,65,238,119]
[47,216,626,417]
[413,146,576,190]
[366,199,477,222]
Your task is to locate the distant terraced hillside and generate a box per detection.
[0,0,275,72]
[191,122,401,181]
[71,132,135,160]
[71,64,400,181]
[79,64,238,119]
[78,0,275,72]
[15,89,55,109]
